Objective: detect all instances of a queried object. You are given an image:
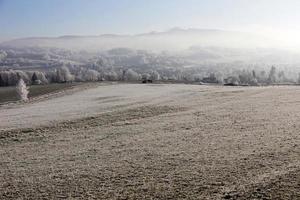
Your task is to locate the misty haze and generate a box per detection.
[0,0,300,199]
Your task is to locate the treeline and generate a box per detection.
[0,66,160,87]
[2,47,300,87]
[222,66,300,86]
[1,64,300,87]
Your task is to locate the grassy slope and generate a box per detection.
[0,85,300,199]
[0,83,78,104]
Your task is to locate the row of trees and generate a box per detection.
[0,66,162,87]
[1,64,300,87]
[2,46,300,87]
[0,69,48,86]
[223,66,297,86]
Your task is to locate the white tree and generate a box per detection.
[0,50,7,62]
[150,70,160,81]
[16,79,29,101]
[124,69,140,81]
[268,66,277,84]
[142,73,151,80]
[84,69,99,81]
[56,66,74,83]
[104,71,119,81]
[16,70,30,84]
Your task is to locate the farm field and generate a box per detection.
[0,83,300,199]
[0,83,81,104]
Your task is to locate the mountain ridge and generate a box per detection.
[0,28,277,51]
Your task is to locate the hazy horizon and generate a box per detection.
[1,0,300,37]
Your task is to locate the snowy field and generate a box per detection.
[1,83,217,130]
[1,83,300,199]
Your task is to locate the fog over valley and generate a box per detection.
[1,28,300,87]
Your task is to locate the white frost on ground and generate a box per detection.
[0,84,218,130]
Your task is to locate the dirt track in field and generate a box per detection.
[0,84,300,199]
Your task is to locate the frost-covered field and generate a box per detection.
[0,83,300,199]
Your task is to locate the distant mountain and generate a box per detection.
[0,28,277,51]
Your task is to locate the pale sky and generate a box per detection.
[1,0,300,40]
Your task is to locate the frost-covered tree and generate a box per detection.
[56,66,74,83]
[268,66,277,84]
[31,72,39,84]
[0,71,9,86]
[30,71,48,85]
[124,69,140,81]
[16,70,30,84]
[72,67,85,82]
[16,79,29,101]
[256,70,267,83]
[0,70,19,86]
[0,50,7,62]
[278,71,286,83]
[104,71,119,81]
[150,70,160,81]
[142,73,151,80]
[238,70,258,85]
[84,69,99,81]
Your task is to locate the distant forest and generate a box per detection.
[1,47,300,87]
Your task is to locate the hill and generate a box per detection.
[0,28,276,51]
